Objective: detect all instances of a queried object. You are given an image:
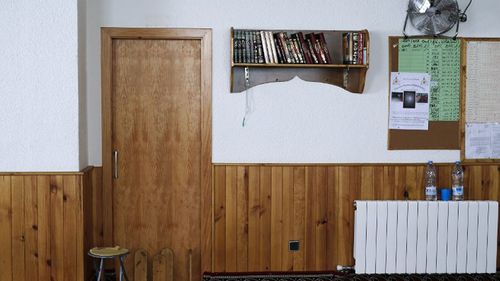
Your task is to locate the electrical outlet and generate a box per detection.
[288,240,300,251]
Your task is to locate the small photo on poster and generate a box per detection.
[389,72,431,130]
[403,91,416,108]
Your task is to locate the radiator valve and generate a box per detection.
[336,265,354,273]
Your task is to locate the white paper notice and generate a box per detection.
[465,42,500,123]
[466,123,492,159]
[492,124,500,159]
[465,123,500,159]
[389,72,431,130]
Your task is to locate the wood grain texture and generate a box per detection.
[50,175,64,281]
[270,167,283,271]
[101,28,212,281]
[11,176,25,281]
[211,164,500,271]
[236,166,249,272]
[152,252,167,281]
[0,170,93,281]
[162,248,174,281]
[63,176,78,281]
[225,166,237,272]
[214,166,226,272]
[134,249,148,281]
[24,176,38,281]
[0,176,12,281]
[36,176,51,281]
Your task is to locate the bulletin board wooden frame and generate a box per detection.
[388,36,461,150]
[460,38,500,163]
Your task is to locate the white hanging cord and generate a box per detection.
[242,67,252,127]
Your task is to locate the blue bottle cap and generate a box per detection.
[441,188,451,201]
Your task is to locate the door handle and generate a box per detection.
[113,150,119,179]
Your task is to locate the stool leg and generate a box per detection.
[96,258,104,281]
[119,256,130,281]
[92,258,99,280]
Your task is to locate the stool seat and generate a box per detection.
[88,246,129,281]
[89,246,129,258]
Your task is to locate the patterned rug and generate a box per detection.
[203,272,500,281]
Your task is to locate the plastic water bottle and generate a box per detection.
[452,161,464,201]
[425,161,437,201]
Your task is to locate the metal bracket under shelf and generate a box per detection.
[231,65,366,94]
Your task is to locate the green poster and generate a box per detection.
[398,39,461,121]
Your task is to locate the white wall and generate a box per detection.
[79,0,88,169]
[0,0,82,171]
[85,0,500,165]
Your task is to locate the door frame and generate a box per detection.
[100,27,212,272]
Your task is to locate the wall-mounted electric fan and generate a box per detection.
[403,0,472,37]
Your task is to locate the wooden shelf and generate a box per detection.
[232,63,369,68]
[230,28,370,93]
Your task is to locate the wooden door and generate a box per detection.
[101,28,212,281]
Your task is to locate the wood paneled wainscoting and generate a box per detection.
[84,164,499,277]
[212,164,500,272]
[0,167,98,281]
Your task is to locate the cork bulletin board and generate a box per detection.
[388,36,461,150]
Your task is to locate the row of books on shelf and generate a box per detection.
[233,30,333,65]
[343,32,367,65]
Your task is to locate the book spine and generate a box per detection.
[358,32,363,65]
[240,30,245,63]
[352,32,359,65]
[286,35,298,63]
[342,33,348,64]
[265,31,274,63]
[305,35,319,64]
[318,33,332,64]
[359,32,366,64]
[256,31,264,64]
[279,32,292,63]
[239,31,244,63]
[268,31,278,64]
[260,31,269,63]
[289,34,299,63]
[343,32,354,64]
[273,33,284,64]
[314,34,327,63]
[362,31,367,65]
[244,31,250,63]
[251,31,257,63]
[291,35,305,63]
[233,30,238,63]
[278,34,287,63]
[297,32,313,64]
[249,31,255,63]
[348,32,353,64]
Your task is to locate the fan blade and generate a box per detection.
[409,0,431,13]
[431,19,440,34]
[411,14,433,34]
[434,0,458,11]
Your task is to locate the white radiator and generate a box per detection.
[353,201,498,274]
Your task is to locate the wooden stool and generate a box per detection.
[88,246,130,281]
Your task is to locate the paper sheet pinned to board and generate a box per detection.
[465,123,500,159]
[398,39,460,121]
[465,42,500,123]
[389,72,431,130]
